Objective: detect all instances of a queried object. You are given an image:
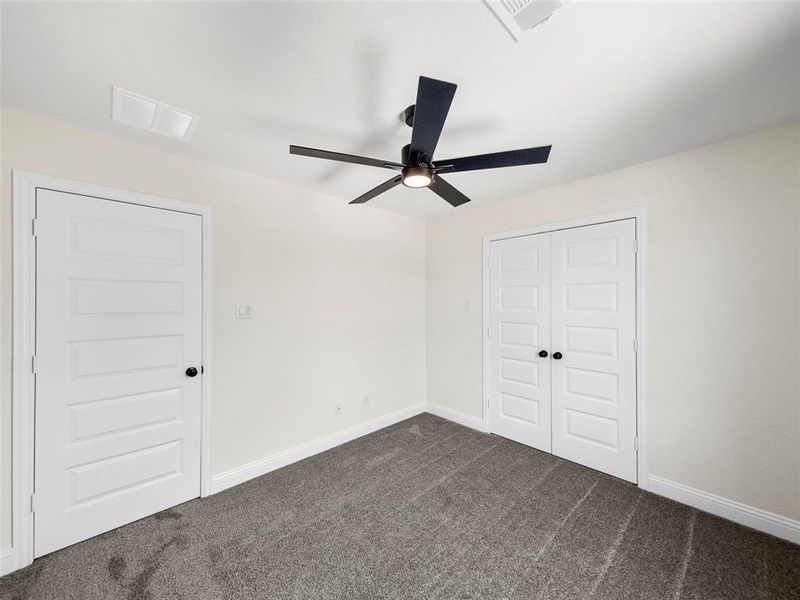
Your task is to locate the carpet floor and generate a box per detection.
[1,413,798,600]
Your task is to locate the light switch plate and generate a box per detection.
[235,304,253,319]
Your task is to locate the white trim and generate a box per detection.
[648,475,800,545]
[199,200,214,498]
[211,403,427,494]
[633,210,648,490]
[1,549,18,577]
[10,170,214,573]
[482,208,649,488]
[12,171,38,572]
[482,208,647,244]
[426,403,484,432]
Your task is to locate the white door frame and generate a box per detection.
[482,207,648,489]
[10,170,214,572]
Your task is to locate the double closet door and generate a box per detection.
[488,219,638,482]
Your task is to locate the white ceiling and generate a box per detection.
[2,1,798,220]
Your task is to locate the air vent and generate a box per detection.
[111,86,196,141]
[485,0,562,41]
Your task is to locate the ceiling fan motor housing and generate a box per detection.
[401,143,433,187]
[401,143,430,167]
[401,143,412,165]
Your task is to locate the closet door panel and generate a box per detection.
[550,219,638,482]
[488,234,552,452]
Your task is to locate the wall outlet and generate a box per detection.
[335,402,343,416]
[363,395,370,407]
[464,301,473,313]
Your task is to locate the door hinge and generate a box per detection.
[31,355,37,374]
[487,397,491,408]
[633,239,638,254]
[487,327,491,338]
[30,493,37,513]
[32,218,39,237]
[486,256,491,269]
[632,338,638,352]
[634,437,640,452]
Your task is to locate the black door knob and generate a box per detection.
[552,352,563,360]
[185,367,198,377]
[538,350,548,358]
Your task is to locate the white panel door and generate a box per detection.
[550,219,637,482]
[34,189,203,557]
[489,233,552,452]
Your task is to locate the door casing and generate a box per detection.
[482,208,648,489]
[11,170,214,573]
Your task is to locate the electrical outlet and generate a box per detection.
[464,301,473,313]
[335,402,343,416]
[363,395,370,407]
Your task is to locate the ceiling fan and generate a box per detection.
[289,76,552,207]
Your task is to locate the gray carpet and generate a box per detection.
[1,413,798,600]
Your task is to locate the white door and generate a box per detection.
[550,219,638,482]
[34,189,203,557]
[488,233,552,452]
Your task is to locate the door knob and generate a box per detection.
[185,367,198,378]
[538,350,548,358]
[552,352,563,360]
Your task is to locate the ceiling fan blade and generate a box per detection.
[290,145,403,170]
[429,176,471,207]
[409,76,457,162]
[436,145,552,173]
[349,175,403,204]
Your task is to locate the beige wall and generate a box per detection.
[0,108,427,552]
[427,123,800,521]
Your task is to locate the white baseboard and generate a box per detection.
[648,475,800,545]
[426,402,485,432]
[211,402,426,494]
[1,549,18,577]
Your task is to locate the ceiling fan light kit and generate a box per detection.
[401,165,433,188]
[290,75,552,207]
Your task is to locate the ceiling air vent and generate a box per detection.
[484,0,562,41]
[111,86,196,141]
